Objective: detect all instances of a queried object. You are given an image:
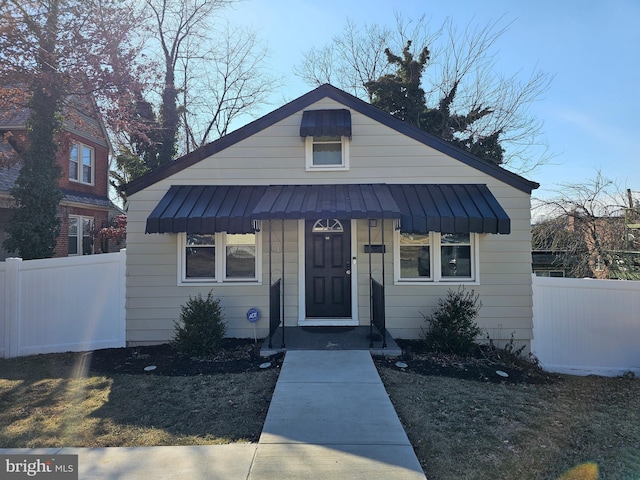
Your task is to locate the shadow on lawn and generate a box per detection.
[0,340,283,447]
[85,339,284,444]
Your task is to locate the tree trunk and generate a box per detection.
[157,65,179,167]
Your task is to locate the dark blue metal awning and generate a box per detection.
[146,185,267,234]
[145,183,510,235]
[300,109,352,137]
[389,184,510,234]
[252,184,401,220]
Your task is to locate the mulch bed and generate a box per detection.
[87,337,554,385]
[373,339,557,385]
[88,338,284,376]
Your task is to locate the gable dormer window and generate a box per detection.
[300,109,351,171]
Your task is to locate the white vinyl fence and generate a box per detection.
[2,251,640,376]
[1,250,126,358]
[531,275,640,377]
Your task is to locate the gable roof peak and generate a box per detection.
[124,84,539,196]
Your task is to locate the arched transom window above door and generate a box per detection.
[312,219,344,233]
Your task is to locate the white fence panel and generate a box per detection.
[1,251,126,358]
[532,275,640,376]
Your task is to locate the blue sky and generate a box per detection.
[226,0,639,200]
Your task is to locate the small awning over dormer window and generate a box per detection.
[300,109,352,137]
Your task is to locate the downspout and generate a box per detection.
[368,218,373,348]
[281,219,286,349]
[268,219,273,349]
[380,218,387,348]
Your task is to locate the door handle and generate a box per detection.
[346,269,351,275]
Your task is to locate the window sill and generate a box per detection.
[394,279,479,286]
[69,179,95,186]
[179,280,262,287]
[305,165,349,172]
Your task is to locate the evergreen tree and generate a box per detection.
[365,40,507,165]
[3,2,63,259]
[4,91,64,260]
[365,41,429,128]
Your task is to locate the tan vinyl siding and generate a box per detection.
[125,96,534,346]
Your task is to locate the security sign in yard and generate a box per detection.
[246,308,259,323]
[247,308,260,343]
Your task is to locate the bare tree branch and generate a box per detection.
[532,172,636,278]
[295,14,552,174]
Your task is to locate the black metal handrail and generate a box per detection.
[268,279,281,349]
[370,278,387,348]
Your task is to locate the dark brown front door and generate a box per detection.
[305,219,351,318]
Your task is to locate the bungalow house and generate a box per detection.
[123,84,539,349]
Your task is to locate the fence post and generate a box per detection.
[118,249,127,347]
[4,258,22,358]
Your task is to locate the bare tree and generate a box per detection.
[295,14,551,173]
[532,172,637,278]
[136,0,279,163]
[179,22,280,152]
[295,15,438,101]
[143,0,234,166]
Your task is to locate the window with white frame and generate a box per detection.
[68,215,94,255]
[69,142,94,185]
[440,233,472,279]
[305,135,349,170]
[180,232,260,284]
[398,233,431,280]
[395,231,477,283]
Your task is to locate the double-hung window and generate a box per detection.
[305,135,349,170]
[180,232,260,284]
[69,142,94,185]
[69,215,94,255]
[398,233,431,280]
[395,231,477,283]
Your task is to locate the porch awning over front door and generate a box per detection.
[252,184,401,220]
[145,183,510,235]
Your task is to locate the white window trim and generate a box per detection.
[393,230,480,285]
[304,136,350,171]
[69,142,95,186]
[178,232,262,286]
[68,215,94,256]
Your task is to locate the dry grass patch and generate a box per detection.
[379,367,640,480]
[0,350,279,448]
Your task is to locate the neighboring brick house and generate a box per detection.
[0,94,120,260]
[532,210,640,279]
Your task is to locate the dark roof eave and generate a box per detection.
[123,84,539,196]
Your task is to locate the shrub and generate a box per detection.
[482,331,528,366]
[421,287,482,355]
[172,291,226,357]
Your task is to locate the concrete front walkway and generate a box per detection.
[248,350,426,479]
[0,351,426,479]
